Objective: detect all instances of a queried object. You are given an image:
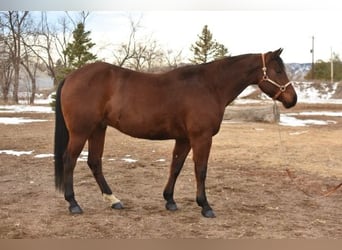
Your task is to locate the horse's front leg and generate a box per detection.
[191,135,215,218]
[163,138,191,211]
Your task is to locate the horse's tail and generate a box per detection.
[54,79,68,192]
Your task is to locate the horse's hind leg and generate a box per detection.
[163,138,191,211]
[64,135,88,214]
[87,125,123,210]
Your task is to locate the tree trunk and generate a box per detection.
[12,62,20,103]
[30,78,36,104]
[21,61,37,104]
[0,62,13,103]
[7,11,29,103]
[2,85,9,103]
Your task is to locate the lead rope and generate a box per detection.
[273,101,342,198]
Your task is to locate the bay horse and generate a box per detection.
[54,48,297,218]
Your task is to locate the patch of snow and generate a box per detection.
[80,151,88,156]
[234,80,342,104]
[120,154,138,163]
[121,157,138,163]
[34,92,55,105]
[34,153,54,158]
[0,117,47,124]
[296,111,342,117]
[77,151,88,162]
[0,105,53,113]
[0,150,34,156]
[292,81,340,103]
[279,114,336,127]
[238,86,258,98]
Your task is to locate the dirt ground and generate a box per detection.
[0,104,342,239]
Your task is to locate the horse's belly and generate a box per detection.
[114,123,177,140]
[113,112,187,140]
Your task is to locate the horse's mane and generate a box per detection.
[169,53,252,75]
[112,51,285,78]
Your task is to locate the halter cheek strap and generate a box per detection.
[260,53,292,100]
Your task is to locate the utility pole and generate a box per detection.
[331,47,334,83]
[310,36,315,79]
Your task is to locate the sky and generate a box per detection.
[3,0,342,64]
[83,10,342,64]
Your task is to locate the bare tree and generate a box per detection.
[20,44,39,104]
[113,16,141,67]
[164,49,184,69]
[113,15,182,72]
[65,11,90,27]
[21,12,69,86]
[0,11,30,103]
[22,12,57,86]
[0,34,13,102]
[23,12,87,87]
[54,14,73,69]
[129,39,164,71]
[0,11,92,103]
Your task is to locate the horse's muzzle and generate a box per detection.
[282,93,297,109]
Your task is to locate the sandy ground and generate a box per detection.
[0,104,341,239]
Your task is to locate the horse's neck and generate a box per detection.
[213,55,261,107]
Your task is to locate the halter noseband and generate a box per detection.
[259,53,292,100]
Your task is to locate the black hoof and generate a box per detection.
[69,205,83,214]
[111,202,124,210]
[202,209,216,218]
[165,202,178,211]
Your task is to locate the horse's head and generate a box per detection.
[257,48,297,108]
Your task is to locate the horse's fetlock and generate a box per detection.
[64,192,75,202]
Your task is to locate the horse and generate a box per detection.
[54,48,297,218]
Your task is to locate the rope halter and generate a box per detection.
[260,53,293,100]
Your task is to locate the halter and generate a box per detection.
[259,53,292,100]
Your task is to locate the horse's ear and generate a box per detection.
[273,48,283,57]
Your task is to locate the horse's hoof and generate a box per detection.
[111,202,124,210]
[165,202,178,211]
[69,205,83,214]
[202,209,216,218]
